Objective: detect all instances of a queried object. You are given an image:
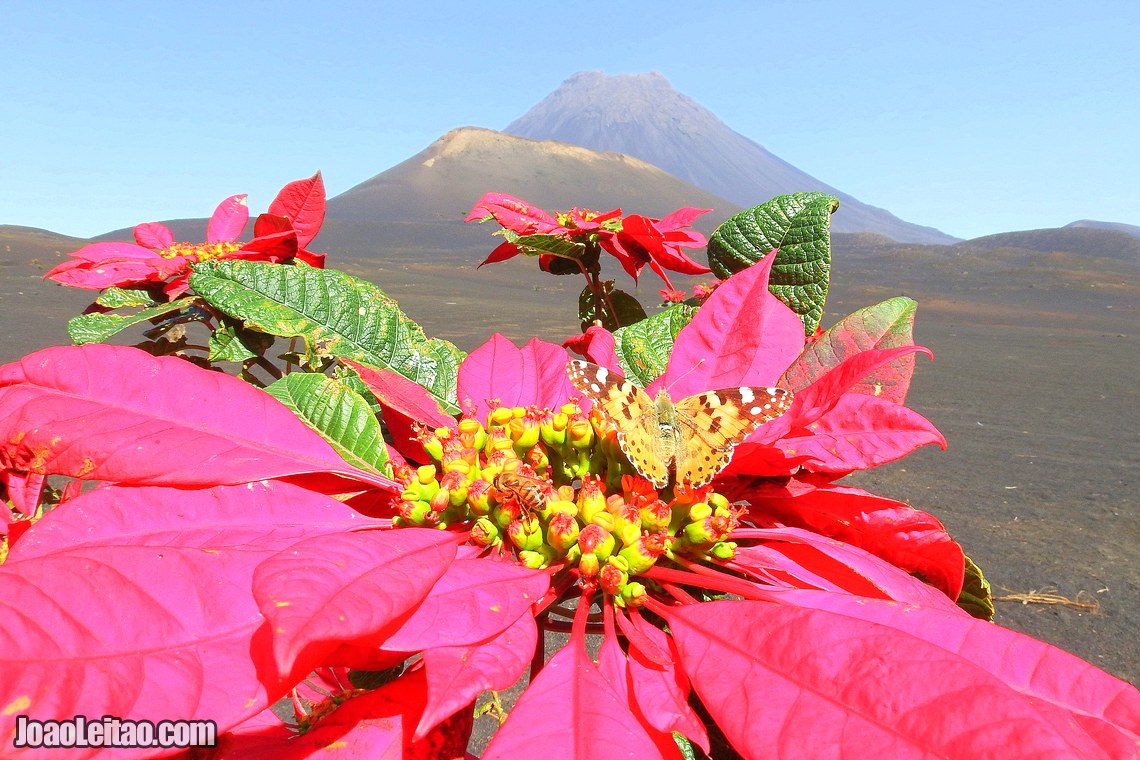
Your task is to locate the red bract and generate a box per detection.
[44,173,326,297]
[601,208,711,289]
[3,261,1138,758]
[466,191,711,287]
[464,192,567,236]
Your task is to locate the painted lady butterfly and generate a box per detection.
[567,360,793,489]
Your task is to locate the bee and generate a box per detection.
[492,471,549,514]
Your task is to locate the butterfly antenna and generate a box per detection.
[663,358,706,394]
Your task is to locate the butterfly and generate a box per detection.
[566,360,793,489]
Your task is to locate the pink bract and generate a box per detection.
[44,173,327,296]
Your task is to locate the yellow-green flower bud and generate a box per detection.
[640,499,672,533]
[599,558,629,595]
[458,417,487,451]
[688,501,712,522]
[471,516,500,546]
[439,469,469,507]
[400,499,432,525]
[578,552,601,578]
[543,499,578,519]
[709,541,737,561]
[568,417,594,450]
[610,498,641,536]
[416,464,438,486]
[402,466,440,502]
[485,426,516,454]
[519,545,557,570]
[488,406,514,428]
[440,455,471,476]
[617,521,641,549]
[421,435,444,462]
[576,478,607,524]
[509,416,541,451]
[507,515,544,552]
[540,412,569,447]
[617,531,666,575]
[708,492,731,512]
[466,478,493,516]
[619,581,647,607]
[577,523,614,561]
[547,511,580,553]
[590,510,616,533]
[684,517,716,547]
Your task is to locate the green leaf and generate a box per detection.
[779,297,919,403]
[189,261,463,415]
[956,554,994,620]
[707,192,839,335]
[578,282,648,332]
[95,286,158,309]
[265,373,390,476]
[512,233,598,276]
[512,233,587,260]
[208,322,274,363]
[67,300,191,345]
[337,371,383,417]
[672,733,697,760]
[611,303,696,386]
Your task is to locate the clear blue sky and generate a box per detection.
[2,1,1137,240]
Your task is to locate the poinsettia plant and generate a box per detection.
[466,192,712,331]
[41,173,329,378]
[1,183,1137,760]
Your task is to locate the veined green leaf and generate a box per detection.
[673,733,698,760]
[208,322,274,363]
[612,303,696,386]
[95,286,158,309]
[779,297,919,403]
[189,261,463,414]
[512,233,587,260]
[67,300,191,345]
[707,192,838,335]
[265,373,390,476]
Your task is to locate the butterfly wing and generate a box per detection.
[566,360,669,486]
[672,387,793,488]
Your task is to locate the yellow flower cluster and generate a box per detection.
[397,404,744,605]
[157,241,243,260]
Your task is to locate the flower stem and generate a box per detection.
[643,564,768,600]
[529,620,546,682]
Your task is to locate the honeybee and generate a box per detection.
[492,471,549,514]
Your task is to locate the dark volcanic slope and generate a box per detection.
[960,227,1140,263]
[318,127,741,260]
[327,128,738,224]
[830,227,1139,334]
[506,71,957,245]
[1065,219,1140,239]
[0,226,97,353]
